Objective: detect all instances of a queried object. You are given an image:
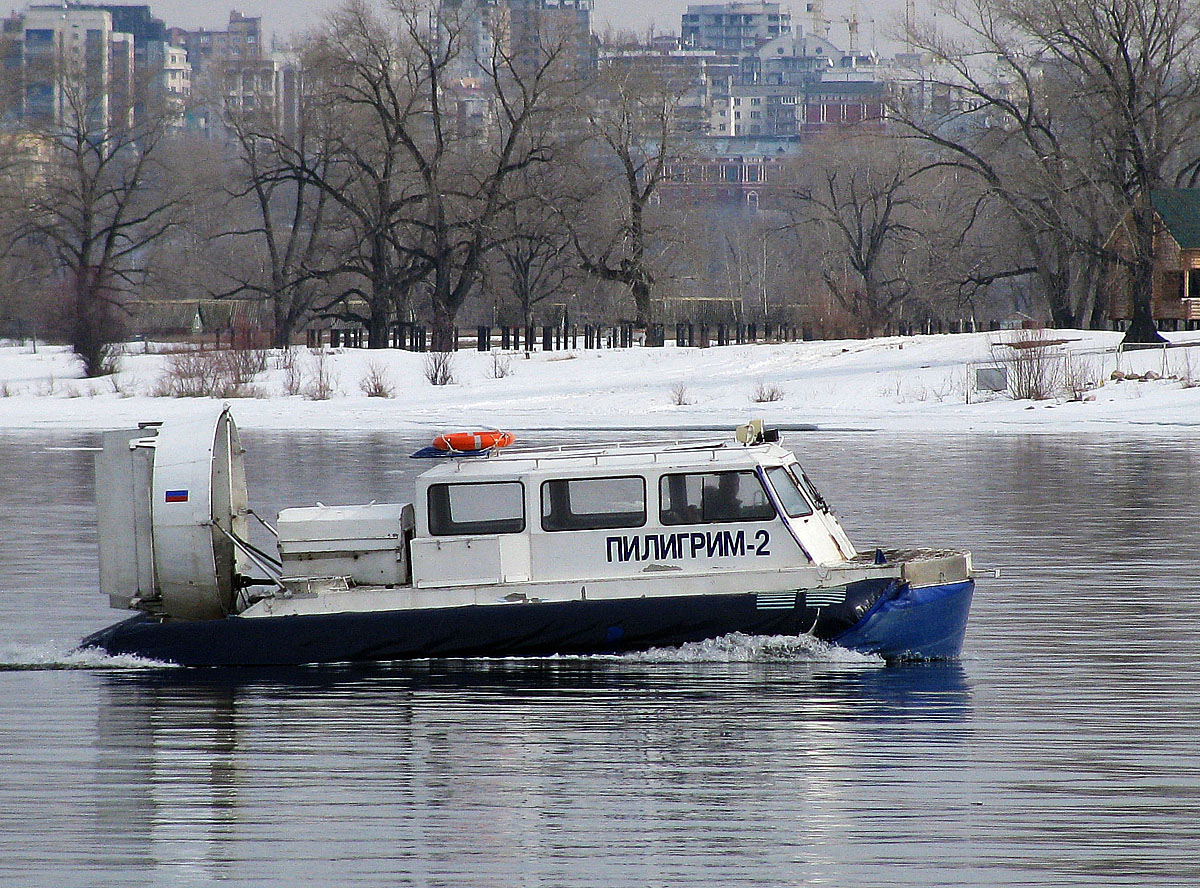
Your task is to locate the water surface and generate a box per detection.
[2,429,1198,886]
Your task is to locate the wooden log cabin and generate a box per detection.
[1105,189,1200,331]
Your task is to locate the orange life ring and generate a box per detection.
[432,430,515,452]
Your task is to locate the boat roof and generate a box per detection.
[416,439,796,480]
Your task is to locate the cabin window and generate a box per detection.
[427,481,525,536]
[541,477,646,531]
[659,471,775,525]
[765,466,813,518]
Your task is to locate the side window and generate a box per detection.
[427,481,524,536]
[541,477,646,531]
[766,466,813,518]
[659,471,775,525]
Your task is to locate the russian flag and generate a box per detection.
[164,489,189,503]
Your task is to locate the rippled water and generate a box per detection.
[2,429,1199,887]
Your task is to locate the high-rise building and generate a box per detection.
[19,5,121,128]
[155,42,189,101]
[168,10,261,74]
[507,0,593,79]
[169,11,297,138]
[681,3,792,53]
[4,3,190,129]
[441,0,594,83]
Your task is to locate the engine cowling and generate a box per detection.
[96,406,250,620]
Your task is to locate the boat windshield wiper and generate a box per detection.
[792,466,830,512]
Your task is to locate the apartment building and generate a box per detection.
[167,10,261,73]
[17,5,120,128]
[441,0,594,83]
[3,3,190,130]
[169,11,297,138]
[681,3,792,52]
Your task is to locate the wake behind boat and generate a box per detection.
[81,409,984,666]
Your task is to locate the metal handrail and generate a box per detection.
[494,438,734,459]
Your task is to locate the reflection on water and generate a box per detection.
[2,429,1200,886]
[85,659,972,887]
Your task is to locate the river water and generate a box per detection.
[2,429,1198,887]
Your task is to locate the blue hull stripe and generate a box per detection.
[80,577,973,667]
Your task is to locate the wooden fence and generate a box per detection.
[304,318,990,352]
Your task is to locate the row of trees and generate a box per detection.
[897,0,1200,342]
[2,0,1198,376]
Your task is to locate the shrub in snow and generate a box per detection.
[989,329,1072,401]
[750,380,784,403]
[488,353,512,379]
[424,352,455,386]
[154,348,261,398]
[276,348,304,396]
[1062,353,1098,402]
[360,361,396,398]
[1175,352,1199,388]
[303,349,338,400]
[223,346,270,386]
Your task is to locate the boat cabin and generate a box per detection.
[277,438,856,593]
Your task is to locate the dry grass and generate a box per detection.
[359,361,396,398]
[990,328,1063,401]
[1062,352,1098,401]
[152,346,269,398]
[276,348,303,396]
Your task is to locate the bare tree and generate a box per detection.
[898,0,1200,342]
[568,58,694,328]
[6,64,185,375]
[907,170,1033,326]
[782,133,933,335]
[280,0,579,349]
[890,61,1096,330]
[0,131,55,342]
[216,76,334,348]
[487,167,578,330]
[281,1,428,347]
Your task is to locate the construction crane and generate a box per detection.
[841,0,871,56]
[808,0,875,57]
[806,0,830,40]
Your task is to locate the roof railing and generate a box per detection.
[496,438,733,460]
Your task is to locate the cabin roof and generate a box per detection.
[416,441,792,480]
[1152,189,1200,250]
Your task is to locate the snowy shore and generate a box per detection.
[2,329,1199,435]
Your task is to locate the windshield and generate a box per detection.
[765,466,813,518]
[788,465,829,512]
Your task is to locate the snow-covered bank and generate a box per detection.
[2,329,1199,435]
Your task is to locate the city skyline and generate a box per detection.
[67,0,907,52]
